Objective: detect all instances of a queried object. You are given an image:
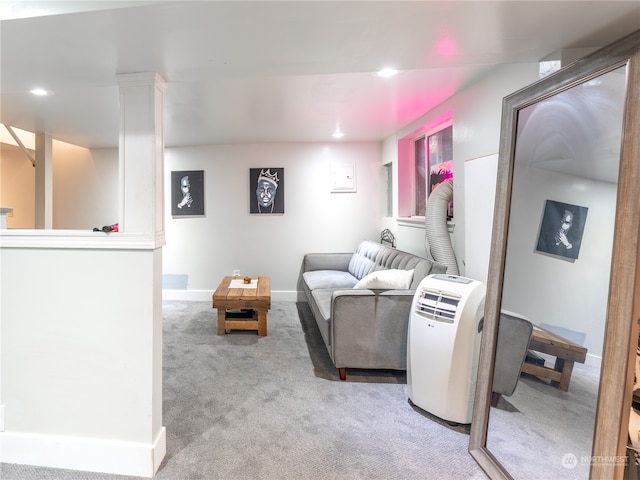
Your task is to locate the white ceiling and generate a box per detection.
[1,1,639,149]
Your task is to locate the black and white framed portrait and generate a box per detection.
[250,168,284,214]
[536,199,588,260]
[171,170,205,217]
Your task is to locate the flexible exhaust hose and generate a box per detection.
[425,178,459,275]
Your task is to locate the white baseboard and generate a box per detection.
[163,289,299,302]
[0,427,166,478]
[584,353,602,368]
[152,426,167,475]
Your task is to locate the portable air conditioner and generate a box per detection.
[407,274,486,424]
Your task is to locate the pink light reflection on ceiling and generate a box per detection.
[326,68,464,139]
[352,91,451,134]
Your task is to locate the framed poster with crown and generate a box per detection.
[250,168,284,214]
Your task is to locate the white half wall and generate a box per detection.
[0,233,165,477]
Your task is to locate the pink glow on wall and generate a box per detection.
[436,35,458,57]
[402,110,454,140]
[389,89,456,131]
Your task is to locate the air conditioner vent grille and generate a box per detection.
[415,288,461,323]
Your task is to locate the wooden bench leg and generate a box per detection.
[552,358,575,392]
[258,309,267,336]
[217,308,226,336]
[338,367,347,381]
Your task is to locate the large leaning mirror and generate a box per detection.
[470,30,640,480]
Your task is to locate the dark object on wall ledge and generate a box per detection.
[93,223,119,233]
[380,228,396,248]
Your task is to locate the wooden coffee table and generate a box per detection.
[212,276,271,336]
[522,324,588,391]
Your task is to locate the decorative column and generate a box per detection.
[116,72,167,476]
[34,132,53,229]
[117,72,166,236]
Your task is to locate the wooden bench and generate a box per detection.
[521,324,588,391]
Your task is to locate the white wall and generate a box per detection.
[501,168,616,358]
[163,142,383,300]
[3,139,386,300]
[163,63,549,299]
[464,153,499,284]
[0,141,118,230]
[53,144,118,230]
[391,63,540,268]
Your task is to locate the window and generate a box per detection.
[426,125,453,218]
[384,163,393,217]
[398,119,453,220]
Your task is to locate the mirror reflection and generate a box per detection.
[486,65,627,479]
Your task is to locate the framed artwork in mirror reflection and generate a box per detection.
[536,200,588,260]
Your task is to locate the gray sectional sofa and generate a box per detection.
[302,239,447,380]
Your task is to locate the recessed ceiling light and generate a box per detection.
[30,88,50,96]
[375,68,398,78]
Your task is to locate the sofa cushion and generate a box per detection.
[346,240,447,288]
[302,270,358,291]
[353,269,414,290]
[310,289,334,322]
[309,289,335,347]
[347,241,381,279]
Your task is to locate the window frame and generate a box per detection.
[397,117,453,222]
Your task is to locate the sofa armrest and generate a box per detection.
[303,252,353,272]
[330,289,415,370]
[330,289,377,346]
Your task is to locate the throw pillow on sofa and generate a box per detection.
[353,269,414,290]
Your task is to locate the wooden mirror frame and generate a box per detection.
[469,30,640,480]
